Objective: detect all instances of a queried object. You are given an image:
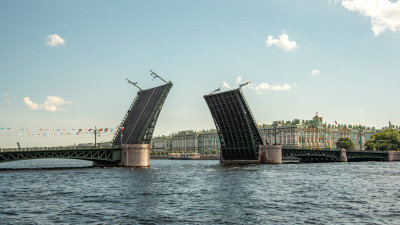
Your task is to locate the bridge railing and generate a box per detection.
[281,146,389,153]
[0,145,122,153]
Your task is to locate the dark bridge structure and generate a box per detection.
[0,72,173,167]
[0,146,121,165]
[282,148,388,162]
[1,75,399,166]
[204,86,400,164]
[112,82,173,145]
[204,88,263,163]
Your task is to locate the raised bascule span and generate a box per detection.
[0,71,173,167]
[204,85,399,164]
[1,74,400,166]
[112,82,172,146]
[204,87,263,163]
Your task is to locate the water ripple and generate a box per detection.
[1,160,400,224]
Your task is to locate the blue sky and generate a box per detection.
[1,0,399,147]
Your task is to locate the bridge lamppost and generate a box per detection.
[120,127,124,146]
[94,127,97,147]
[376,140,384,151]
[391,131,394,150]
[273,121,278,145]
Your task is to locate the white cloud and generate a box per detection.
[1,93,11,104]
[222,81,231,89]
[236,76,242,84]
[23,96,72,111]
[249,82,294,93]
[266,33,299,52]
[232,76,296,94]
[340,0,400,35]
[359,110,366,114]
[328,0,343,4]
[45,34,66,47]
[23,97,40,110]
[311,69,320,75]
[221,77,296,94]
[41,96,72,111]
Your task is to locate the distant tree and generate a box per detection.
[365,140,376,150]
[371,129,400,150]
[336,137,355,150]
[377,143,391,151]
[204,150,210,155]
[212,149,218,155]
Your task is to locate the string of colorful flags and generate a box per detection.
[0,127,117,137]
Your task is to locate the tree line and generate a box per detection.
[336,129,400,151]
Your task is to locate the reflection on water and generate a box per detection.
[1,159,400,224]
[0,158,93,169]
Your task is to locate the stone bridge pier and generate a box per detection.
[259,145,282,164]
[120,144,150,167]
[387,151,400,161]
[339,148,347,162]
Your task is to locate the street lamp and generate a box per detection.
[120,126,124,146]
[273,122,277,145]
[376,140,384,151]
[391,131,394,150]
[94,127,97,147]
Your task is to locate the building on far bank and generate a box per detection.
[152,129,220,155]
[259,113,383,150]
[151,113,398,152]
[151,135,172,153]
[171,130,199,153]
[198,129,220,155]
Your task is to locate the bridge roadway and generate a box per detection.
[282,148,388,162]
[0,146,122,165]
[0,146,392,164]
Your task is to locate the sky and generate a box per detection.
[0,0,399,148]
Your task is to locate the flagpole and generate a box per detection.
[120,127,124,146]
[94,126,97,147]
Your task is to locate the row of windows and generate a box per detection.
[154,127,376,151]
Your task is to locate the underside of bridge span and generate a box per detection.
[111,80,173,167]
[204,88,263,163]
[0,74,173,168]
[112,82,173,146]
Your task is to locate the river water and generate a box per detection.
[1,159,400,224]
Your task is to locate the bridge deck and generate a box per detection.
[0,146,122,164]
[282,148,388,161]
[204,88,263,161]
[113,82,172,145]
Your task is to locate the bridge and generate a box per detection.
[2,74,400,166]
[204,86,400,164]
[0,71,173,167]
[0,146,121,165]
[281,148,388,162]
[204,88,263,163]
